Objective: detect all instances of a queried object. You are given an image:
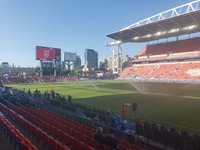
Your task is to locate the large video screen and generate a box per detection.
[36,46,61,61]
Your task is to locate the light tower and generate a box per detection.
[107,41,122,74]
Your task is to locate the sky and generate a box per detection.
[0,0,193,67]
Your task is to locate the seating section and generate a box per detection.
[0,101,142,150]
[119,61,200,80]
[134,51,200,63]
[0,76,9,83]
[0,75,78,84]
[138,37,200,56]
[148,63,178,79]
[135,121,200,150]
[0,112,38,150]
[172,62,200,80]
[123,37,200,80]
[134,37,200,63]
[119,64,157,78]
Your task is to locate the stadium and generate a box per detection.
[1,1,200,150]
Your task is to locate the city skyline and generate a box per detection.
[0,0,192,67]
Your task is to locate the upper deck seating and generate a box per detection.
[138,37,200,57]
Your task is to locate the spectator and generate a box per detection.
[61,96,65,101]
[94,127,105,144]
[44,90,49,95]
[120,104,126,118]
[68,94,72,103]
[51,90,55,99]
[27,89,32,100]
[131,102,138,120]
[93,115,100,122]
[131,102,138,113]
[28,89,31,96]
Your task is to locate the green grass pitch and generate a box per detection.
[8,80,200,133]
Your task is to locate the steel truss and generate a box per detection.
[121,0,200,31]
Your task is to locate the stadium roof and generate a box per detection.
[107,0,200,44]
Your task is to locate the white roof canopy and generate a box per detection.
[107,0,200,43]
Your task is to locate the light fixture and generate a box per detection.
[133,36,139,40]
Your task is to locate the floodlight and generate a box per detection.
[169,28,179,33]
[155,31,166,36]
[133,37,139,40]
[106,41,122,47]
[116,40,122,44]
[145,34,152,38]
[186,25,197,30]
[155,32,161,36]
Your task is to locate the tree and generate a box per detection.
[34,67,40,76]
[70,68,82,76]
[60,69,69,76]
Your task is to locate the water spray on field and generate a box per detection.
[88,80,98,90]
[68,79,99,90]
[69,80,78,87]
[181,83,196,90]
[128,81,148,94]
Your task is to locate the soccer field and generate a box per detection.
[8,80,200,133]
